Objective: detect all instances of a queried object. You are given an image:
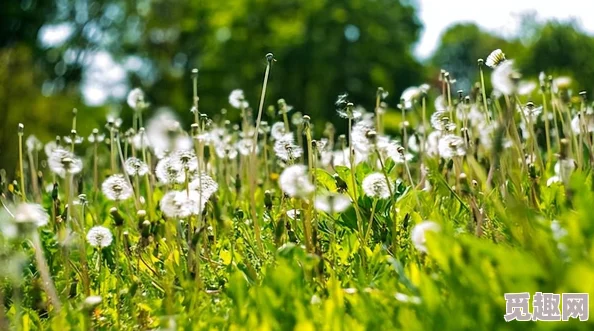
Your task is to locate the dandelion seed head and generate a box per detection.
[189,173,218,201]
[438,134,466,159]
[48,148,83,178]
[14,203,49,228]
[145,108,181,156]
[125,157,149,176]
[274,134,302,161]
[331,148,366,168]
[571,114,594,134]
[425,131,441,156]
[155,157,185,184]
[26,135,42,153]
[171,150,198,172]
[519,104,543,122]
[491,60,519,96]
[270,122,288,140]
[101,174,133,201]
[44,141,59,158]
[430,110,453,132]
[127,88,145,109]
[351,118,375,155]
[400,86,421,109]
[215,142,238,160]
[314,193,351,214]
[236,138,258,156]
[362,173,392,199]
[517,81,537,96]
[315,138,328,152]
[131,131,150,150]
[229,89,248,109]
[485,49,506,68]
[160,190,206,219]
[86,226,113,248]
[411,221,440,253]
[279,165,314,198]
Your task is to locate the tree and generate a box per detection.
[520,20,594,91]
[0,0,425,172]
[430,23,524,92]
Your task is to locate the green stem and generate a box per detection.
[18,131,26,201]
[32,233,62,312]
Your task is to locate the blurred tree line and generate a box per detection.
[430,14,594,94]
[2,1,594,174]
[0,0,422,174]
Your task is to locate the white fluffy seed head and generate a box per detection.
[236,138,258,156]
[279,165,314,198]
[101,174,134,201]
[491,60,518,96]
[124,157,149,176]
[171,150,198,172]
[189,173,219,201]
[229,89,248,109]
[145,108,181,157]
[362,173,392,199]
[127,88,145,109]
[160,190,206,219]
[350,118,374,155]
[155,157,185,184]
[26,135,43,153]
[519,105,543,122]
[14,203,49,228]
[411,221,440,253]
[274,134,302,161]
[48,148,83,178]
[0,203,47,238]
[86,226,113,248]
[270,122,287,140]
[437,134,466,159]
[314,193,351,214]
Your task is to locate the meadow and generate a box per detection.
[1,49,593,330]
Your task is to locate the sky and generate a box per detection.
[414,0,594,59]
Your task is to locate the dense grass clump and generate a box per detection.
[1,51,594,330]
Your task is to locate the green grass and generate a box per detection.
[1,54,593,330]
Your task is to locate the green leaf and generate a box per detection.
[314,168,337,191]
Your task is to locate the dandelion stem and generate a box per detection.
[375,90,382,135]
[18,124,26,201]
[192,68,200,126]
[252,53,274,155]
[364,199,378,243]
[478,61,491,124]
[27,150,40,202]
[79,202,90,296]
[110,129,116,174]
[542,92,553,167]
[31,233,62,312]
[248,54,275,253]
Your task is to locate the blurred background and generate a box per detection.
[1,0,594,173]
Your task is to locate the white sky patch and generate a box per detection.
[38,23,75,48]
[415,0,594,59]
